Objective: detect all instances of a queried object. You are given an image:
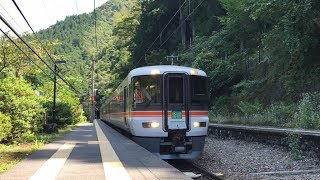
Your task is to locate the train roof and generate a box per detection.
[128,65,207,78]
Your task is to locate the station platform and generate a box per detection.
[0,120,191,180]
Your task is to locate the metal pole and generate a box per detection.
[53,64,57,124]
[91,60,95,122]
[91,0,97,122]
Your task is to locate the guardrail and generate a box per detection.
[208,124,320,157]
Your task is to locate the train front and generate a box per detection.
[129,66,209,159]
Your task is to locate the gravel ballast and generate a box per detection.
[192,135,320,179]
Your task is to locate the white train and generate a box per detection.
[100,65,209,159]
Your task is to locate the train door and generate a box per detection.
[163,73,189,131]
[123,87,128,128]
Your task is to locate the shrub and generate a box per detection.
[42,92,87,126]
[212,96,232,115]
[73,105,87,123]
[58,89,87,125]
[288,132,302,160]
[0,112,11,142]
[0,76,44,141]
[293,93,320,129]
[237,101,263,115]
[43,102,73,126]
[264,103,295,127]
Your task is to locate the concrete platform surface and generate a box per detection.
[0,120,191,180]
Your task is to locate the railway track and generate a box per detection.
[167,160,223,180]
[208,123,320,157]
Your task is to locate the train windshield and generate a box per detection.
[190,76,208,104]
[132,75,161,106]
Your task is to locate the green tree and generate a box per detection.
[0,76,44,141]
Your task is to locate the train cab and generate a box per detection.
[101,65,209,159]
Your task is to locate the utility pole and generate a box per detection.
[91,0,97,122]
[179,0,186,48]
[91,58,95,122]
[53,60,66,124]
[166,55,179,65]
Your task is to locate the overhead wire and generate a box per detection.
[0,28,63,87]
[0,14,81,94]
[10,0,82,94]
[12,0,58,66]
[134,0,188,67]
[0,2,24,34]
[134,0,205,67]
[160,0,205,48]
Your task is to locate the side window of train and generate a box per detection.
[132,76,161,108]
[190,76,208,104]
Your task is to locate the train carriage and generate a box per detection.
[100,65,209,159]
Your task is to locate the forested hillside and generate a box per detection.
[92,0,320,129]
[1,0,320,144]
[108,0,320,129]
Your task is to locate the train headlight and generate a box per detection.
[193,122,206,128]
[190,69,198,75]
[142,122,160,128]
[151,122,160,128]
[193,122,200,127]
[150,69,161,75]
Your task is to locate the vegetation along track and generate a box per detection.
[167,160,223,180]
[209,123,320,157]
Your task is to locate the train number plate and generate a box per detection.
[171,111,182,119]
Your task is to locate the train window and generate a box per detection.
[132,75,161,107]
[169,77,183,104]
[190,76,208,104]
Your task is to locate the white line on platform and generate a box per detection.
[94,120,131,180]
[29,143,76,180]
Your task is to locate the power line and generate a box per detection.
[0,14,81,94]
[10,0,82,94]
[160,0,205,48]
[11,0,57,66]
[0,11,15,32]
[0,2,24,34]
[12,0,74,75]
[0,28,63,87]
[134,0,188,67]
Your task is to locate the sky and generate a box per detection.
[0,0,107,34]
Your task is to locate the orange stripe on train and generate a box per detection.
[108,111,208,117]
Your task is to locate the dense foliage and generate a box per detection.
[99,0,319,128]
[0,34,86,143]
[0,112,11,142]
[46,0,319,128]
[0,76,44,142]
[1,0,319,141]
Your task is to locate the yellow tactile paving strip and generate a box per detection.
[94,120,131,180]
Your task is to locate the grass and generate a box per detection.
[0,124,77,173]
